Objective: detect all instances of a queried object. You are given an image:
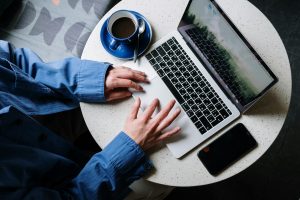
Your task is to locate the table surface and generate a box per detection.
[80,0,291,186]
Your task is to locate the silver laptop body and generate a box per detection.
[135,0,277,158]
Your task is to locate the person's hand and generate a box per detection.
[105,66,149,101]
[123,97,181,151]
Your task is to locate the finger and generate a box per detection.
[106,90,132,101]
[141,98,159,121]
[155,108,181,132]
[111,79,144,91]
[119,66,146,76]
[114,68,149,83]
[156,127,181,141]
[152,99,176,124]
[129,97,141,119]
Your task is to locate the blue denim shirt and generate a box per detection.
[0,41,153,199]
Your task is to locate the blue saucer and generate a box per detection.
[100,11,152,60]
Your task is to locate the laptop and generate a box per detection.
[133,0,278,158]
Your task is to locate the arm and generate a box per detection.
[0,40,110,103]
[70,98,181,200]
[0,98,181,200]
[0,40,148,103]
[70,132,153,200]
[0,132,152,200]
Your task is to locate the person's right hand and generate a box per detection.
[123,97,181,151]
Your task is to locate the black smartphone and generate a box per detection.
[197,123,258,176]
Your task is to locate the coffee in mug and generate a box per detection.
[107,10,139,50]
[112,17,136,39]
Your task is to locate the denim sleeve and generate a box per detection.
[70,132,154,200]
[0,40,111,103]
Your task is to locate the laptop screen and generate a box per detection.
[178,0,277,107]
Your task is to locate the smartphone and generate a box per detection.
[197,123,257,176]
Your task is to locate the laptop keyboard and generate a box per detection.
[185,27,246,105]
[145,37,232,134]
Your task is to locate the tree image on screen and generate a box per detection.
[183,12,256,106]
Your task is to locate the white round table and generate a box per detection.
[80,0,291,186]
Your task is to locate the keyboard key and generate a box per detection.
[187,87,193,93]
[191,105,198,112]
[215,103,222,110]
[195,87,203,94]
[187,99,194,105]
[191,115,198,123]
[211,97,218,104]
[198,103,206,111]
[203,109,210,116]
[156,56,162,63]
[167,72,175,79]
[167,61,173,66]
[175,49,181,55]
[183,93,190,100]
[145,53,152,60]
[162,76,184,104]
[207,92,214,99]
[179,88,186,95]
[199,116,212,130]
[203,98,211,105]
[207,115,215,122]
[163,55,170,62]
[191,92,198,99]
[219,108,230,118]
[190,70,198,76]
[212,110,219,117]
[160,62,167,68]
[167,39,174,46]
[195,75,202,82]
[198,127,207,134]
[162,43,171,52]
[174,82,182,90]
[203,86,210,93]
[195,98,202,104]
[153,64,160,70]
[157,69,165,77]
[186,110,194,117]
[181,103,190,111]
[157,46,166,56]
[195,121,203,129]
[149,59,156,65]
[182,81,189,87]
[151,49,159,57]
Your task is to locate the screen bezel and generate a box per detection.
[177,0,278,112]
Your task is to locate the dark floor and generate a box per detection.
[166,0,300,200]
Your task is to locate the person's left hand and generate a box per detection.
[105,66,149,101]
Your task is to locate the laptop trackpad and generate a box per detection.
[133,76,192,136]
[134,76,179,113]
[133,76,202,158]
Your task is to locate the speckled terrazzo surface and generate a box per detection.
[81,0,291,187]
[166,0,300,199]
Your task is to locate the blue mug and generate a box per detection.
[107,10,139,51]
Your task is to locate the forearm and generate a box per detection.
[0,40,111,103]
[70,132,153,200]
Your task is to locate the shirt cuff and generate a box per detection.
[77,60,111,103]
[100,131,153,177]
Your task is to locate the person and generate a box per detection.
[0,40,181,200]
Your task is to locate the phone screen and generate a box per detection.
[197,123,257,176]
